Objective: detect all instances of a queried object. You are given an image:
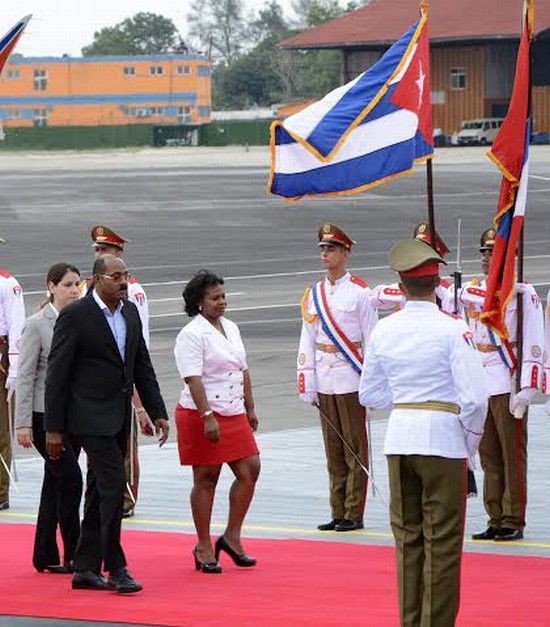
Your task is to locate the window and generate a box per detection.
[5,68,20,80]
[176,65,190,75]
[450,67,466,91]
[147,107,164,116]
[150,65,164,76]
[33,69,47,91]
[122,66,136,76]
[198,106,211,117]
[177,106,191,122]
[197,65,210,77]
[33,109,48,127]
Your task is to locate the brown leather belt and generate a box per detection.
[315,341,362,354]
[476,342,517,353]
[394,401,461,415]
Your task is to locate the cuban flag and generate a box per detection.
[481,2,532,339]
[0,15,31,75]
[268,6,432,200]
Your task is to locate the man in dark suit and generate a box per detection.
[45,255,169,594]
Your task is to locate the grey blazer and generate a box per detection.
[15,304,57,428]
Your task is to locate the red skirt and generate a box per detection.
[175,405,259,466]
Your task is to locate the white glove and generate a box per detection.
[300,392,319,406]
[544,397,550,417]
[5,376,16,402]
[514,282,530,294]
[509,387,537,419]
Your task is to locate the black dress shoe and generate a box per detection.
[72,571,109,590]
[39,562,73,574]
[193,547,222,574]
[472,526,501,540]
[122,508,135,519]
[335,519,364,532]
[494,528,524,542]
[0,501,9,511]
[107,568,143,593]
[317,518,343,531]
[215,536,256,567]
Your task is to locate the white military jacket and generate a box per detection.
[458,279,544,396]
[127,277,150,348]
[359,301,488,459]
[0,270,25,378]
[370,279,454,312]
[297,272,378,395]
[543,289,550,395]
[175,314,247,416]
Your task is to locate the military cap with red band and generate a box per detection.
[479,227,496,252]
[317,223,355,251]
[389,238,446,278]
[413,222,450,258]
[91,225,128,251]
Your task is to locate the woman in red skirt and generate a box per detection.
[174,270,260,574]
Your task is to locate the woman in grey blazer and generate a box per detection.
[16,263,83,574]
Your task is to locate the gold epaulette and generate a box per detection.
[301,287,318,324]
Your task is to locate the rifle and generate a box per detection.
[453,218,478,497]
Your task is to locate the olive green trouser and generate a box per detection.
[388,455,467,627]
[318,392,367,522]
[479,393,528,530]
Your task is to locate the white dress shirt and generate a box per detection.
[359,301,489,459]
[174,314,248,416]
[92,290,126,361]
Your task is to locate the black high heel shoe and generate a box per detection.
[36,560,74,574]
[192,546,222,574]
[215,536,256,567]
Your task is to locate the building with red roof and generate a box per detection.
[279,0,550,137]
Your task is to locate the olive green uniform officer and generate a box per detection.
[359,239,488,627]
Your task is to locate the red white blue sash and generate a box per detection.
[487,328,517,373]
[311,280,363,375]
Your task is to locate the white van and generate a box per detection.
[457,118,504,146]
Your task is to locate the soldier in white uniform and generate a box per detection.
[89,226,153,518]
[297,223,377,532]
[458,228,544,541]
[0,239,26,511]
[359,238,488,627]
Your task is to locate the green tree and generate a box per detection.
[82,12,179,56]
[187,0,247,65]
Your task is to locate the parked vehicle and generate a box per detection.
[457,118,504,146]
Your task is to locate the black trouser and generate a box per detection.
[31,412,82,570]
[73,428,128,574]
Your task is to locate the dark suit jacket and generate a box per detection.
[44,293,167,436]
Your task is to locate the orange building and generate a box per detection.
[0,54,212,127]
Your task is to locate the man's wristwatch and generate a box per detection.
[202,410,214,418]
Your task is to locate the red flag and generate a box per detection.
[480,5,532,339]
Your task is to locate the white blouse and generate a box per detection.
[174,314,248,416]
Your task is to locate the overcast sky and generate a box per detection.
[6,1,300,58]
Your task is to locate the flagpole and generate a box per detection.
[515,1,532,396]
[426,159,437,246]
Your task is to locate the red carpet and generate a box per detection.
[1,523,548,626]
